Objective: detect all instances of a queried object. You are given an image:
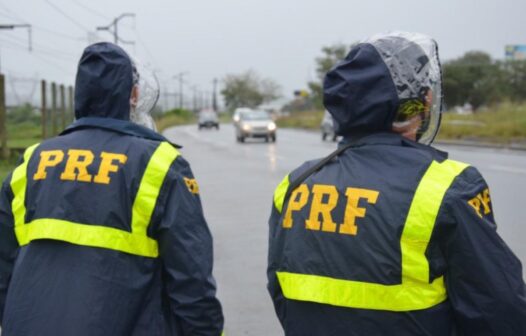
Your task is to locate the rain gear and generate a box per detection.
[0,42,223,335]
[267,33,526,336]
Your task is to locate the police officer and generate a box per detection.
[267,32,526,335]
[0,42,224,335]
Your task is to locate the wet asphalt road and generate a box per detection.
[163,124,526,336]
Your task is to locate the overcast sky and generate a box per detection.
[0,0,525,106]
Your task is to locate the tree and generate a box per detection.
[221,70,281,111]
[308,43,351,108]
[499,60,526,102]
[442,51,502,111]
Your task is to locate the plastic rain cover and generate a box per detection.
[366,31,443,144]
[130,58,160,131]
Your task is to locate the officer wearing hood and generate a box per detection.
[267,32,526,335]
[0,42,224,335]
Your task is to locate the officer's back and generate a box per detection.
[267,32,526,336]
[0,43,224,336]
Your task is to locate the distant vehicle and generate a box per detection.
[198,110,219,130]
[232,107,253,124]
[321,110,338,142]
[235,110,276,143]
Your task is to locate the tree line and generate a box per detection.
[219,44,526,112]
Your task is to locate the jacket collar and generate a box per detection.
[60,117,182,148]
[340,132,448,160]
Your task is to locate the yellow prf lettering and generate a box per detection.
[283,184,309,229]
[468,188,491,218]
[60,149,94,182]
[93,152,127,184]
[339,187,379,235]
[183,177,200,194]
[33,150,65,180]
[478,188,491,215]
[305,184,339,232]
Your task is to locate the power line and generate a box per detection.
[0,33,78,59]
[135,30,158,67]
[33,25,85,42]
[0,38,78,64]
[44,0,90,32]
[71,0,110,20]
[0,3,26,22]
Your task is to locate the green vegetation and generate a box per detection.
[275,104,526,146]
[276,111,324,129]
[0,157,17,182]
[438,103,526,143]
[220,70,281,111]
[155,108,196,132]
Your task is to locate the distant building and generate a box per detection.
[505,45,526,60]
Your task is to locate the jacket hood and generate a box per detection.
[75,42,134,120]
[323,32,442,138]
[323,43,399,135]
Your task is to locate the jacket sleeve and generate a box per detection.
[436,166,526,335]
[155,157,224,336]
[0,173,19,324]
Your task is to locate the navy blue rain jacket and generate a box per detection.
[267,42,526,336]
[0,42,223,335]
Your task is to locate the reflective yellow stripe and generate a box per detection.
[278,159,469,311]
[132,142,180,235]
[11,141,179,258]
[11,143,40,228]
[277,272,446,311]
[401,159,469,284]
[273,174,289,213]
[15,218,159,257]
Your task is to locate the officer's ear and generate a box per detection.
[392,115,421,141]
[130,85,139,108]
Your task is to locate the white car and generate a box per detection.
[232,107,253,124]
[235,110,277,143]
[321,110,338,142]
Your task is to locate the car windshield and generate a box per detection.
[241,111,270,121]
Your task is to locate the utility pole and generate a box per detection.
[96,13,135,45]
[41,80,47,139]
[172,72,188,110]
[191,85,199,112]
[0,24,32,73]
[212,78,218,112]
[0,74,7,159]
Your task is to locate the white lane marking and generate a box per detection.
[488,165,526,175]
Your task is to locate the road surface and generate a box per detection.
[163,124,526,336]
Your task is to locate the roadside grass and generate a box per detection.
[155,108,196,132]
[276,110,324,130]
[274,104,526,145]
[437,103,526,143]
[0,157,18,182]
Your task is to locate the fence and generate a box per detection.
[0,73,74,159]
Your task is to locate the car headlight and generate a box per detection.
[242,123,251,132]
[268,122,276,131]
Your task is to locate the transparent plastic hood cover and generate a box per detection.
[366,31,443,144]
[130,58,160,131]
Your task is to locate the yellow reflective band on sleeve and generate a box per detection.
[277,159,469,311]
[11,143,40,228]
[15,218,159,257]
[11,141,180,258]
[132,142,180,236]
[273,174,289,213]
[401,159,469,284]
